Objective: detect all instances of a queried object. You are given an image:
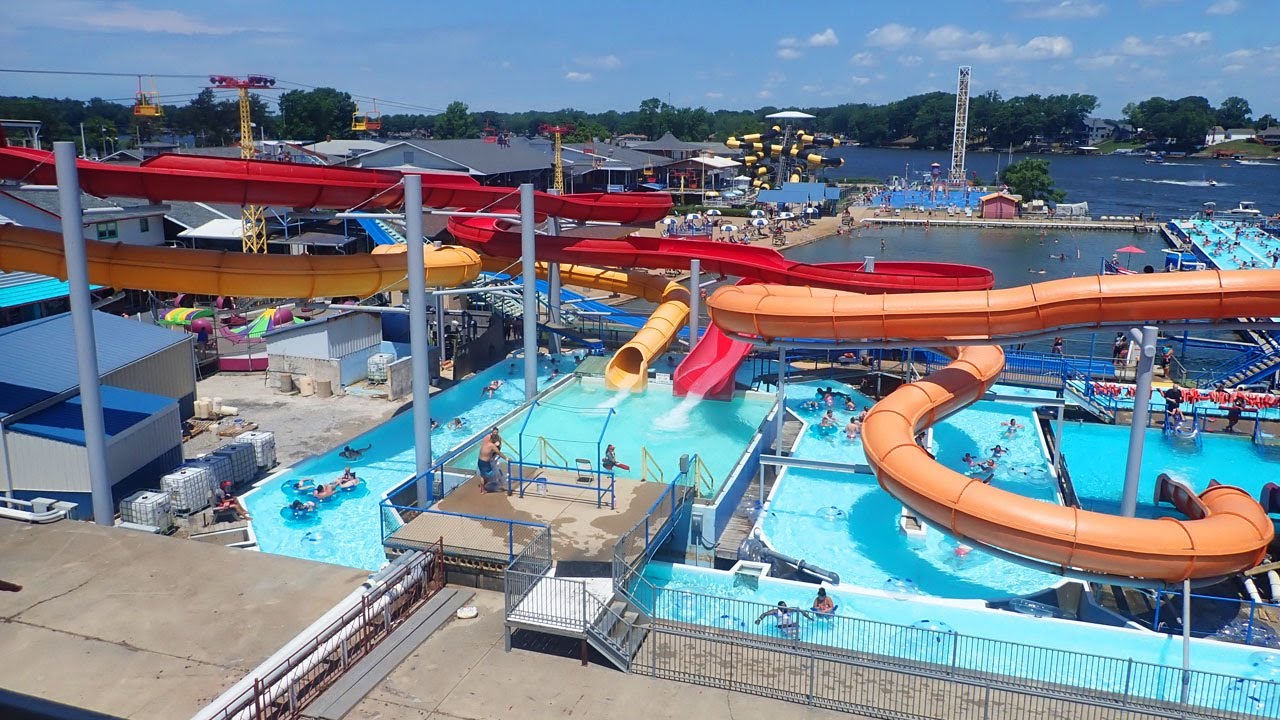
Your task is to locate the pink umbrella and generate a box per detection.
[1115,245,1145,268]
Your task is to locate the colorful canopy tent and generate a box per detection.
[220,307,305,343]
[159,307,214,327]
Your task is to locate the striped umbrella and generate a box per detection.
[749,218,770,227]
[720,224,739,232]
[686,213,702,220]
[661,217,678,225]
[777,211,796,220]
[748,209,766,217]
[705,208,723,216]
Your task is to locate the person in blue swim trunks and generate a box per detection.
[477,427,508,494]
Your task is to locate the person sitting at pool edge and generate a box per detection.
[602,444,630,471]
[213,480,252,521]
[812,588,836,615]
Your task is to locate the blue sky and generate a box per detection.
[0,0,1275,118]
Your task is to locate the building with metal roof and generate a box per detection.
[337,139,552,188]
[631,132,703,160]
[0,311,197,418]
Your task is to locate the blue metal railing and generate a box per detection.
[1186,347,1268,388]
[508,401,617,509]
[612,461,696,588]
[1148,589,1276,647]
[380,502,547,565]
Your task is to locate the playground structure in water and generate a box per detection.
[725,124,844,189]
[705,271,1280,584]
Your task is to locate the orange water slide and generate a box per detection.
[0,225,482,297]
[706,271,1280,582]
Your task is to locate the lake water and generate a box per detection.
[820,146,1280,220]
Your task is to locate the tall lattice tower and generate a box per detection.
[539,124,574,193]
[949,66,971,185]
[209,75,276,253]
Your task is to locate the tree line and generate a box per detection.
[0,87,1268,153]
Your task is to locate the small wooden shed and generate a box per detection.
[979,192,1021,220]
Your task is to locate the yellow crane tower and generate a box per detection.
[209,74,277,253]
[539,123,575,193]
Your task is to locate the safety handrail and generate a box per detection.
[535,436,569,468]
[640,447,664,484]
[691,455,716,499]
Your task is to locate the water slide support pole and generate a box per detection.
[1120,325,1158,517]
[434,295,445,361]
[1180,577,1191,705]
[520,184,538,400]
[404,175,432,507]
[689,258,701,346]
[864,255,875,273]
[54,143,113,524]
[547,191,562,355]
[775,347,786,453]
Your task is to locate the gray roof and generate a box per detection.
[561,142,675,171]
[633,131,701,152]
[405,139,552,176]
[0,311,190,417]
[4,188,121,215]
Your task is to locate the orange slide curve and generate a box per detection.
[706,270,1279,583]
[0,225,482,297]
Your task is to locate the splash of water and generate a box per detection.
[596,387,633,410]
[654,393,703,431]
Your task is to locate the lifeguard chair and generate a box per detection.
[132,76,163,118]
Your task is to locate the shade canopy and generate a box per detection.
[1116,245,1146,254]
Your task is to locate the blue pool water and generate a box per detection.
[454,376,774,496]
[761,380,1062,599]
[638,562,1280,717]
[1062,421,1280,518]
[243,356,566,570]
[1177,218,1280,271]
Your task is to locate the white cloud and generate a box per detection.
[500,60,512,69]
[851,75,872,86]
[866,23,916,48]
[1207,0,1241,15]
[1022,1,1107,19]
[778,36,799,48]
[777,47,802,60]
[899,55,924,66]
[807,28,839,47]
[705,91,724,99]
[1222,63,1247,72]
[1223,48,1256,61]
[943,35,1074,61]
[1121,31,1211,57]
[921,25,989,48]
[850,51,875,66]
[576,54,621,70]
[757,89,773,99]
[801,84,821,93]
[564,71,593,82]
[24,0,249,34]
[1076,53,1121,69]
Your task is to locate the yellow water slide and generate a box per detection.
[0,225,482,297]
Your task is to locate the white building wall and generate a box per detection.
[89,214,167,246]
[6,432,90,494]
[103,341,198,415]
[326,313,381,358]
[106,402,181,481]
[267,323,332,360]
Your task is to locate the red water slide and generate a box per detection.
[0,148,672,223]
[447,216,994,398]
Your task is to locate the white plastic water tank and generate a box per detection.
[211,397,223,414]
[367,353,396,383]
[119,490,173,529]
[161,465,214,512]
[234,430,277,469]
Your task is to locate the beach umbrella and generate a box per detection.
[803,206,818,214]
[686,212,702,220]
[661,217,678,225]
[705,208,722,215]
[1116,244,1146,268]
[749,209,766,217]
[705,191,720,198]
[749,218,770,227]
[777,211,796,220]
[720,224,739,233]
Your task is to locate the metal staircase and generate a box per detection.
[475,280,605,354]
[1189,343,1280,389]
[587,595,649,671]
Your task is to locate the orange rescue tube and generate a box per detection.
[0,224,482,297]
[705,272,1278,582]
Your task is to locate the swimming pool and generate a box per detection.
[1062,421,1280,518]
[1177,219,1280,271]
[637,561,1280,717]
[760,380,1062,599]
[242,356,566,570]
[453,375,774,496]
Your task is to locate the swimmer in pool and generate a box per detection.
[312,482,338,500]
[989,444,1008,459]
[845,416,861,440]
[1002,418,1024,436]
[290,499,316,513]
[482,379,504,398]
[812,588,836,615]
[448,418,466,431]
[339,444,371,460]
[292,478,316,492]
[820,410,837,427]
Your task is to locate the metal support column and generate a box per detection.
[54,142,113,525]
[689,258,701,346]
[520,184,539,399]
[775,347,786,453]
[864,255,875,273]
[547,192,563,355]
[1120,325,1158,517]
[404,175,433,507]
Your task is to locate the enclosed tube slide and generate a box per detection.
[705,271,1279,582]
[0,224,482,296]
[0,147,673,223]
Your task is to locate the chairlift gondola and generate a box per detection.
[132,76,163,118]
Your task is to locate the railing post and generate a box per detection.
[1246,600,1256,645]
[1152,590,1162,631]
[807,651,816,705]
[508,523,516,565]
[1122,658,1133,704]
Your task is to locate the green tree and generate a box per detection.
[278,87,356,142]
[434,101,477,139]
[1216,96,1252,129]
[1256,113,1277,131]
[1001,158,1065,203]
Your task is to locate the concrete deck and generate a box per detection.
[0,520,368,720]
[396,475,667,562]
[338,589,868,720]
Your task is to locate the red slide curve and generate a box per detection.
[0,148,672,223]
[447,216,993,398]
